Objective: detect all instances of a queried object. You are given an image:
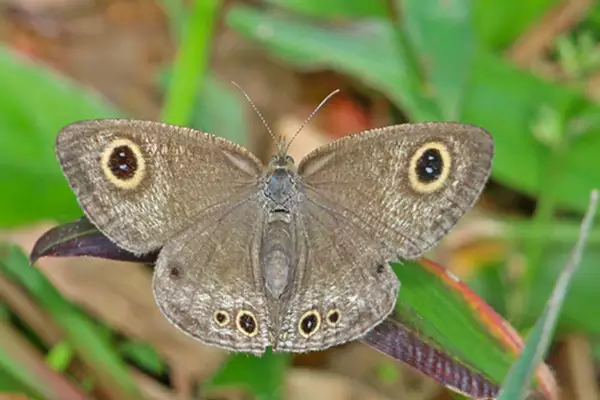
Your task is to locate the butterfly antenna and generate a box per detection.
[230,81,281,151]
[285,89,340,154]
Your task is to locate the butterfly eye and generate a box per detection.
[213,310,230,327]
[326,309,341,326]
[298,310,321,338]
[101,138,146,189]
[408,141,451,194]
[236,310,259,337]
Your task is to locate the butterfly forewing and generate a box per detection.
[297,122,494,259]
[56,119,264,253]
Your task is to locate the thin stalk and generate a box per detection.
[160,0,221,126]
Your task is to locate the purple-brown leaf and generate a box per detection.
[29,217,159,265]
[362,316,499,399]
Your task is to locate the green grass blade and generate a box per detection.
[498,189,598,400]
[160,0,221,126]
[0,320,87,400]
[158,71,249,146]
[0,244,143,400]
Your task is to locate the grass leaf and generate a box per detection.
[0,245,143,399]
[498,189,598,400]
[160,0,221,126]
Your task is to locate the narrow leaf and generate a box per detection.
[160,0,221,126]
[498,189,598,400]
[0,245,143,400]
[0,320,87,400]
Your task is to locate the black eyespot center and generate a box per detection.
[238,311,257,335]
[376,264,385,274]
[328,310,340,324]
[415,147,443,184]
[300,312,320,335]
[214,310,229,326]
[108,145,138,180]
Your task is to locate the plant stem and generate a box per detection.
[160,0,221,126]
[385,0,441,121]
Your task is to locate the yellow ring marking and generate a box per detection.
[236,310,259,337]
[100,138,146,190]
[408,141,451,194]
[298,309,321,338]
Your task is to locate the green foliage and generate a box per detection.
[0,0,598,398]
[206,350,290,400]
[0,245,142,399]
[0,46,121,227]
[118,340,166,377]
[499,191,598,399]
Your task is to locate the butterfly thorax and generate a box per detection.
[263,154,300,209]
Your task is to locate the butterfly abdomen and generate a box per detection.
[260,216,296,299]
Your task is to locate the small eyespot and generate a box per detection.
[326,309,341,326]
[213,310,230,327]
[236,310,258,337]
[376,264,385,274]
[169,266,181,279]
[100,138,146,189]
[298,310,321,338]
[408,142,451,194]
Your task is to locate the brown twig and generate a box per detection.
[563,335,600,400]
[508,0,594,68]
[0,274,62,344]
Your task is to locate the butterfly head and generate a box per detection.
[268,152,296,172]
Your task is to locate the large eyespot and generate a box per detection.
[100,138,146,189]
[326,309,342,327]
[236,310,258,337]
[408,142,451,194]
[213,310,230,327]
[298,310,321,338]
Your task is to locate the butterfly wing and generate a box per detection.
[272,200,400,352]
[152,196,271,355]
[297,122,493,259]
[56,119,263,253]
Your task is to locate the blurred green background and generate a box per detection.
[0,0,599,399]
